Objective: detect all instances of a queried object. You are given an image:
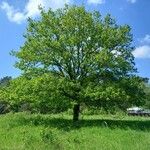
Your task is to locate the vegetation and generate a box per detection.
[0,4,150,150]
[0,113,150,150]
[0,76,12,87]
[0,76,12,114]
[144,83,150,109]
[10,5,146,121]
[5,75,71,113]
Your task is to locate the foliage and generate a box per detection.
[144,83,150,109]
[11,5,146,117]
[83,76,146,110]
[6,74,71,113]
[0,76,12,113]
[0,76,12,88]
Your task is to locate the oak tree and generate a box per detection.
[12,5,145,121]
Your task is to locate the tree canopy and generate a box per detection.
[12,5,146,121]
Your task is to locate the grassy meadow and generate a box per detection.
[0,112,150,150]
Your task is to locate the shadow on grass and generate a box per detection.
[18,115,150,132]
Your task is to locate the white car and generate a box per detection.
[127,107,150,116]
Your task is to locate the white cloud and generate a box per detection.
[133,34,150,59]
[0,0,71,24]
[127,0,137,4]
[87,0,105,5]
[0,2,25,24]
[140,34,150,45]
[133,45,150,58]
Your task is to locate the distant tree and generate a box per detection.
[143,82,150,109]
[0,76,12,114]
[0,76,12,87]
[141,77,149,84]
[12,5,146,121]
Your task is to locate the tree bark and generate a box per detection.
[73,104,80,122]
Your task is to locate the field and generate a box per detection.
[0,112,150,150]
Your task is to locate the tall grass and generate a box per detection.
[0,112,150,150]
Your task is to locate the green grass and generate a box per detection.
[0,112,150,150]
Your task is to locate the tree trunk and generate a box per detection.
[73,104,80,122]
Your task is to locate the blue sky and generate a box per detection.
[0,0,150,79]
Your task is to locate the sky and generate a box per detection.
[0,0,150,79]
